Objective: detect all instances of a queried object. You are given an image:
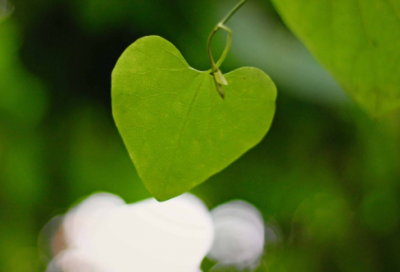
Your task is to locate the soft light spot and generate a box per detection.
[207,200,265,269]
[0,0,14,20]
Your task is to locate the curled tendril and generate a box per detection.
[207,0,249,99]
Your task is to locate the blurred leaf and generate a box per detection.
[112,36,276,201]
[271,0,400,116]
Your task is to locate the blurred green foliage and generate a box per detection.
[271,0,400,116]
[1,0,400,271]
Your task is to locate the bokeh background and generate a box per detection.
[1,0,400,271]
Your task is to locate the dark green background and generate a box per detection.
[1,0,400,271]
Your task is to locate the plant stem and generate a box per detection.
[207,0,249,98]
[220,0,249,26]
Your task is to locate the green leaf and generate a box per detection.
[271,0,400,116]
[112,36,276,201]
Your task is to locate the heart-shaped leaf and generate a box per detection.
[112,36,276,201]
[271,0,400,116]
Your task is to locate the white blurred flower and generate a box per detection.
[46,193,214,272]
[207,200,265,269]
